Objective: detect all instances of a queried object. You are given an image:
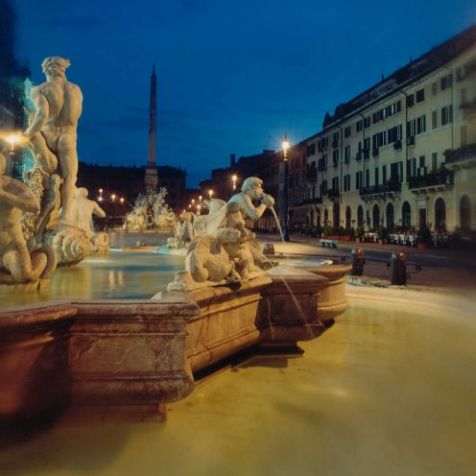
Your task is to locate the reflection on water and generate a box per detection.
[0,251,184,309]
[0,288,474,476]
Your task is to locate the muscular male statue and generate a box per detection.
[0,151,48,283]
[24,56,83,224]
[227,176,275,220]
[72,187,106,238]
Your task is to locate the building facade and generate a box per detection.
[299,25,476,234]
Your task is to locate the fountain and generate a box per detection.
[123,187,175,233]
[0,59,350,423]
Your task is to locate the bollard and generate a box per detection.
[391,252,407,285]
[351,248,365,276]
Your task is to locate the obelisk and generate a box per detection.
[144,66,158,191]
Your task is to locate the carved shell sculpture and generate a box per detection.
[44,225,91,266]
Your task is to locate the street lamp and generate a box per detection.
[231,174,238,191]
[282,135,290,242]
[208,189,214,199]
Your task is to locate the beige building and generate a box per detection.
[302,25,476,234]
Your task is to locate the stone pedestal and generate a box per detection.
[259,269,330,349]
[184,275,272,372]
[0,304,76,420]
[307,264,351,322]
[69,298,198,418]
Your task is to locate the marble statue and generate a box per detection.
[72,187,109,256]
[0,150,56,287]
[186,228,242,283]
[170,176,276,290]
[24,56,83,225]
[167,211,194,249]
[72,187,106,238]
[124,188,175,232]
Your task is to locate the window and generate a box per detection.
[416,115,426,134]
[322,180,328,194]
[374,167,379,186]
[419,155,425,168]
[441,73,453,90]
[365,169,370,187]
[356,171,363,190]
[407,94,415,107]
[441,105,453,125]
[332,176,339,190]
[344,126,352,138]
[356,120,363,132]
[432,152,437,171]
[407,119,416,137]
[332,149,339,167]
[344,145,351,164]
[364,117,371,128]
[432,110,438,129]
[396,100,402,113]
[373,111,380,124]
[332,131,339,145]
[382,165,387,183]
[344,174,351,192]
[407,158,417,177]
[460,88,467,105]
[416,88,425,103]
[431,82,438,95]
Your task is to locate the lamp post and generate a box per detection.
[208,189,214,200]
[282,135,290,242]
[231,174,238,192]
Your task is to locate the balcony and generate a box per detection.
[297,197,322,206]
[359,180,401,200]
[326,188,340,200]
[444,144,476,170]
[408,169,454,193]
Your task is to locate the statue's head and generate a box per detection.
[78,187,89,198]
[241,176,264,199]
[41,56,71,79]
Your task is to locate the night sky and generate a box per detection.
[13,0,476,186]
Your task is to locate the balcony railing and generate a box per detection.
[444,143,476,165]
[326,188,340,199]
[408,170,454,189]
[298,197,323,205]
[359,180,401,197]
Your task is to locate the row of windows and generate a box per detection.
[372,100,402,123]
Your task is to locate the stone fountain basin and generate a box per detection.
[0,261,350,421]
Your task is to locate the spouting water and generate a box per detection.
[270,206,285,242]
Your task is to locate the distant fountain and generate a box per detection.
[124,187,176,233]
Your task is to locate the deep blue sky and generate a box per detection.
[13,0,476,186]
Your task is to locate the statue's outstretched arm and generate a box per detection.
[241,194,267,220]
[92,202,106,218]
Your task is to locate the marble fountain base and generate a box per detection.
[0,263,350,422]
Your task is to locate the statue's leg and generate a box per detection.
[57,134,78,224]
[30,134,58,174]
